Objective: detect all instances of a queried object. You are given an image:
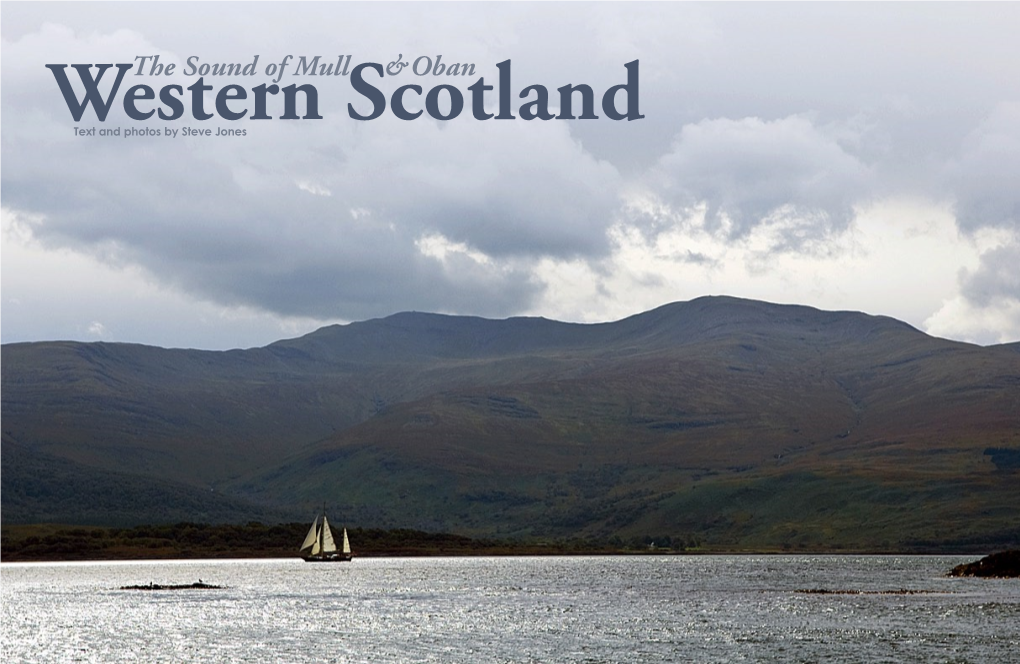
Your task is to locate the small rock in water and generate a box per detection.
[120,580,222,590]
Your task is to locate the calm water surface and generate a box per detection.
[2,555,1017,663]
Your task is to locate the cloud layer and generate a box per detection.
[2,4,1019,347]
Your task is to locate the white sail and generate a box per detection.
[342,528,351,555]
[300,519,319,553]
[320,515,338,553]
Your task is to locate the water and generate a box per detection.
[2,556,1017,663]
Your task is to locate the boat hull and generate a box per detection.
[301,554,353,563]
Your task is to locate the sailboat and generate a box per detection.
[299,508,353,562]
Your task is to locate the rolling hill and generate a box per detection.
[3,296,1018,551]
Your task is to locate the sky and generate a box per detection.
[2,2,1019,350]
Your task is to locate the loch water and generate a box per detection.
[2,555,1017,663]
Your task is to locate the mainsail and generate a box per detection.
[320,515,337,554]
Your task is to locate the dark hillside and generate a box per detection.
[1,436,289,525]
[3,297,1018,551]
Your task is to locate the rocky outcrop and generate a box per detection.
[949,550,1020,578]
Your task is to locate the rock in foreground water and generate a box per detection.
[949,550,1020,578]
[120,581,222,590]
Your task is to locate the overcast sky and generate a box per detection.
[3,2,1019,349]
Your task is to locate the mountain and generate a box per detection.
[3,296,1018,551]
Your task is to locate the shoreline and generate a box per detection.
[3,522,1009,564]
[1,548,993,565]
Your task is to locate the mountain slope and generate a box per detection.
[1,436,289,526]
[3,297,1018,550]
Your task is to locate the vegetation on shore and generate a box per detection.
[0,522,696,562]
[6,521,1010,563]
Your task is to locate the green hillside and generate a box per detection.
[3,297,1018,552]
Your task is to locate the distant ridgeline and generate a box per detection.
[45,57,644,122]
[2,297,1019,552]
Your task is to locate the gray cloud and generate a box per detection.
[2,123,568,319]
[948,103,1020,233]
[643,115,871,251]
[960,243,1020,306]
[943,103,1020,315]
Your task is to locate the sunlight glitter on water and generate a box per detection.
[2,556,1017,663]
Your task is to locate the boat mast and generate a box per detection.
[319,502,326,556]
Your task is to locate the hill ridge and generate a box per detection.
[3,296,1018,552]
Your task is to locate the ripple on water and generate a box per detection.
[2,556,1017,663]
